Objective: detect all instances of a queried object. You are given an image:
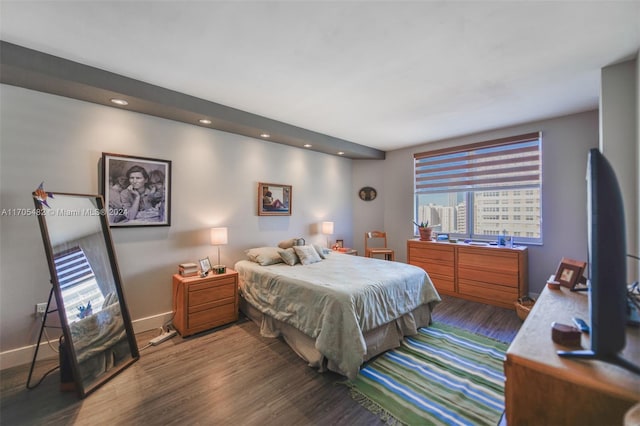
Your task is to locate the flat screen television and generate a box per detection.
[558,148,639,374]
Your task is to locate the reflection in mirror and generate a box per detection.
[34,192,138,398]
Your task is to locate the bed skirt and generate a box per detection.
[240,294,434,378]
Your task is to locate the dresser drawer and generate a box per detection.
[458,249,519,273]
[411,259,454,278]
[458,279,519,305]
[429,273,455,293]
[458,267,519,288]
[408,243,454,264]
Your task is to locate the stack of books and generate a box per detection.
[178,262,198,277]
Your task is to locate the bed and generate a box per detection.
[68,300,130,382]
[234,245,441,379]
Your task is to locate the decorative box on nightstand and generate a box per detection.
[172,269,238,337]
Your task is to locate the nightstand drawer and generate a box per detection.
[188,302,236,330]
[189,282,236,307]
[189,275,236,292]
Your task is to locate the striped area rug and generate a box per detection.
[347,322,508,426]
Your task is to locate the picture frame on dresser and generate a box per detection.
[102,152,171,227]
[554,257,587,290]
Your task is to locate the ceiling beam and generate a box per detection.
[0,41,385,160]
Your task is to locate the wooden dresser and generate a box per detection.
[172,269,238,337]
[505,285,640,425]
[407,239,528,309]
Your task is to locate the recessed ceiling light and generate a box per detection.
[303,144,312,148]
[110,98,128,106]
[260,133,271,138]
[198,119,212,125]
[337,151,345,156]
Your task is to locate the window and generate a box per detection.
[414,132,542,244]
[54,247,105,323]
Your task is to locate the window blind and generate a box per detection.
[414,132,541,194]
[54,247,95,290]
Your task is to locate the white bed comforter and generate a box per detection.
[235,253,440,378]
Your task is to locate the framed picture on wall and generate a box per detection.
[258,182,292,216]
[102,153,171,227]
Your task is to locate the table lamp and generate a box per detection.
[322,221,334,248]
[210,227,228,274]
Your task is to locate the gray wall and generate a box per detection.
[353,111,601,296]
[2,52,638,367]
[601,57,639,283]
[0,84,354,360]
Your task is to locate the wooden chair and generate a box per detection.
[365,231,395,261]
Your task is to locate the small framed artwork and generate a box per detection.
[258,182,292,216]
[199,257,212,273]
[358,186,377,201]
[554,257,587,290]
[336,239,344,248]
[102,153,171,227]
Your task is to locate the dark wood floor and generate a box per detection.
[0,296,521,426]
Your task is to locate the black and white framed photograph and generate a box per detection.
[102,153,171,227]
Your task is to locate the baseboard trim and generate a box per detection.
[0,311,173,370]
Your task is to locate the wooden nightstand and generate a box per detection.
[172,269,238,337]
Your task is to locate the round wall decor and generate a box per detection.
[358,186,377,201]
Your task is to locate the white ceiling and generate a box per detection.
[1,1,639,151]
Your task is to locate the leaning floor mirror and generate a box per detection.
[33,191,139,398]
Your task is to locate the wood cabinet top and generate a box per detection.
[507,285,640,401]
[173,269,238,283]
[408,238,527,252]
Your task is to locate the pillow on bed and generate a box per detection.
[313,244,330,259]
[245,247,284,266]
[277,238,297,249]
[278,247,300,265]
[293,245,323,265]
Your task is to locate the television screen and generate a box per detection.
[558,148,639,375]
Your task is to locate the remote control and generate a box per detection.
[572,317,590,333]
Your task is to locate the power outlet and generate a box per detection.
[35,302,47,316]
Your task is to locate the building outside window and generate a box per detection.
[414,132,542,244]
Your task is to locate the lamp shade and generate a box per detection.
[210,227,228,245]
[322,221,334,235]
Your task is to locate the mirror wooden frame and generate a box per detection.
[33,191,139,398]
